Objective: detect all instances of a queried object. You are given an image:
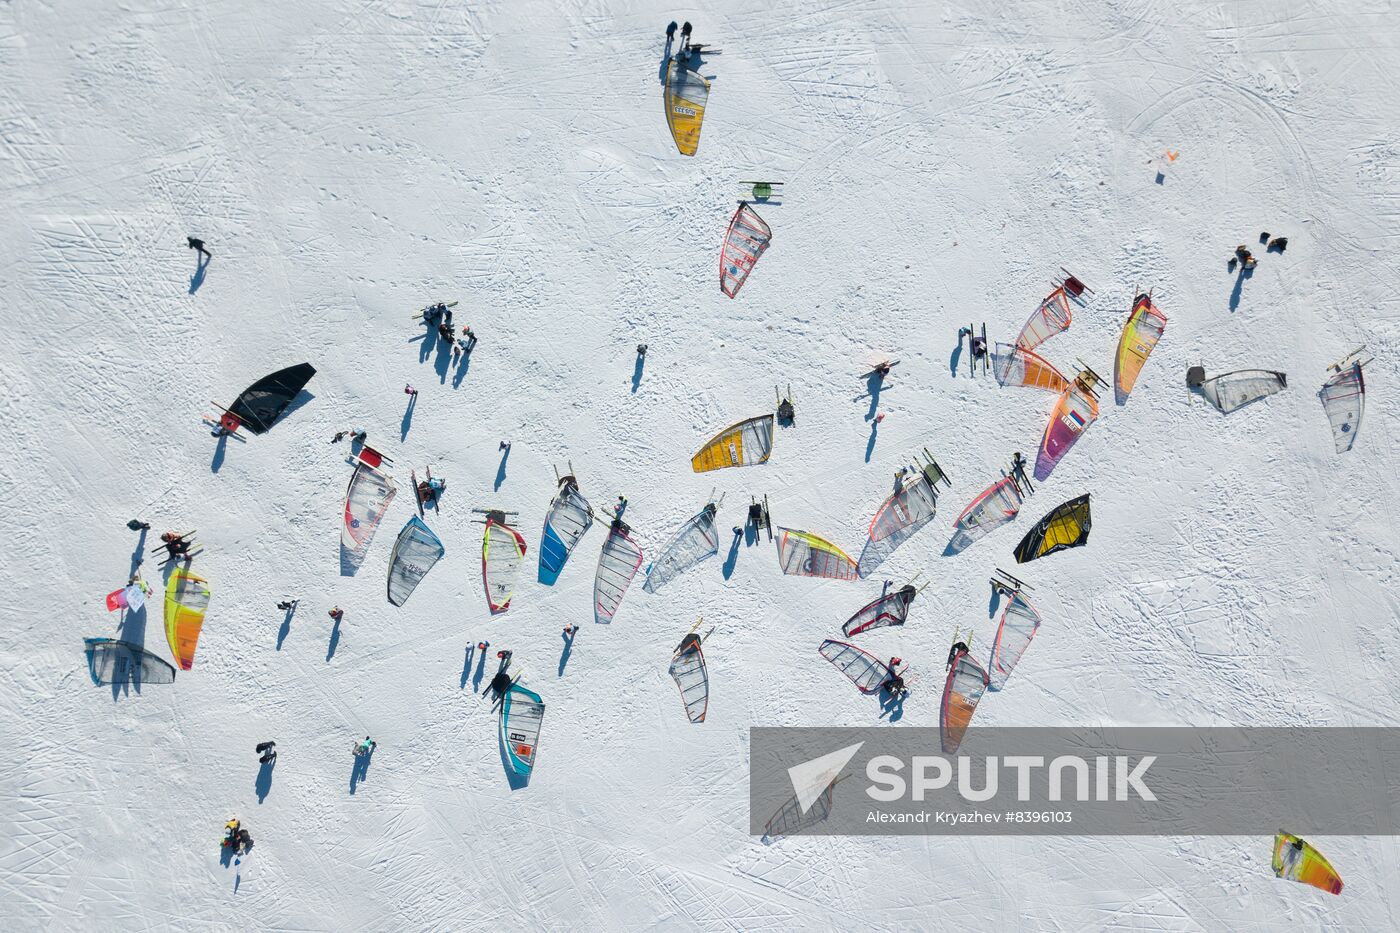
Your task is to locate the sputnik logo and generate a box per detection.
[788,742,863,813]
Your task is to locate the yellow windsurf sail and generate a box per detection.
[164,568,210,671]
[1013,494,1091,563]
[1273,832,1343,895]
[664,58,710,156]
[1115,293,1167,403]
[691,414,774,472]
[775,527,858,580]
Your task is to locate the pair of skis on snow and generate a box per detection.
[961,324,989,377]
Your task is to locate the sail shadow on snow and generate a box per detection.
[857,520,922,577]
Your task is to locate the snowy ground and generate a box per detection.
[4,0,1400,928]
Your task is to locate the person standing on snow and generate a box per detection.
[187,237,211,261]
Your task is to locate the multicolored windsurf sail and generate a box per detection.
[1320,361,1365,453]
[538,480,593,585]
[1015,286,1073,351]
[691,414,774,472]
[1199,370,1287,413]
[1013,494,1091,564]
[1036,375,1100,481]
[594,520,643,624]
[950,477,1024,551]
[85,638,177,686]
[993,343,1069,394]
[720,203,772,298]
[164,568,210,671]
[941,647,990,753]
[482,516,527,614]
[342,463,396,575]
[500,682,545,776]
[989,591,1041,690]
[224,362,316,434]
[387,515,444,607]
[644,503,719,594]
[1273,832,1343,895]
[818,639,890,694]
[668,632,710,723]
[776,527,859,580]
[664,56,710,156]
[842,585,917,637]
[1114,293,1167,403]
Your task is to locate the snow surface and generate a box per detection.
[5,0,1400,928]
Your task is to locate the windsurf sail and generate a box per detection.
[538,480,593,585]
[988,591,1042,690]
[643,503,719,593]
[387,515,444,606]
[341,463,396,575]
[993,343,1069,393]
[950,477,1024,551]
[595,520,643,624]
[1273,832,1343,895]
[1014,494,1091,564]
[85,638,176,686]
[668,632,710,723]
[1015,286,1073,351]
[482,516,528,614]
[868,455,949,542]
[164,567,209,671]
[500,682,545,776]
[776,527,858,580]
[1320,361,1365,453]
[1036,374,1100,481]
[1114,293,1167,403]
[818,639,890,693]
[224,362,316,434]
[691,414,775,472]
[941,647,990,753]
[842,585,917,637]
[1199,370,1287,413]
[663,55,709,156]
[720,203,772,298]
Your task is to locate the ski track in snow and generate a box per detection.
[4,0,1400,929]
